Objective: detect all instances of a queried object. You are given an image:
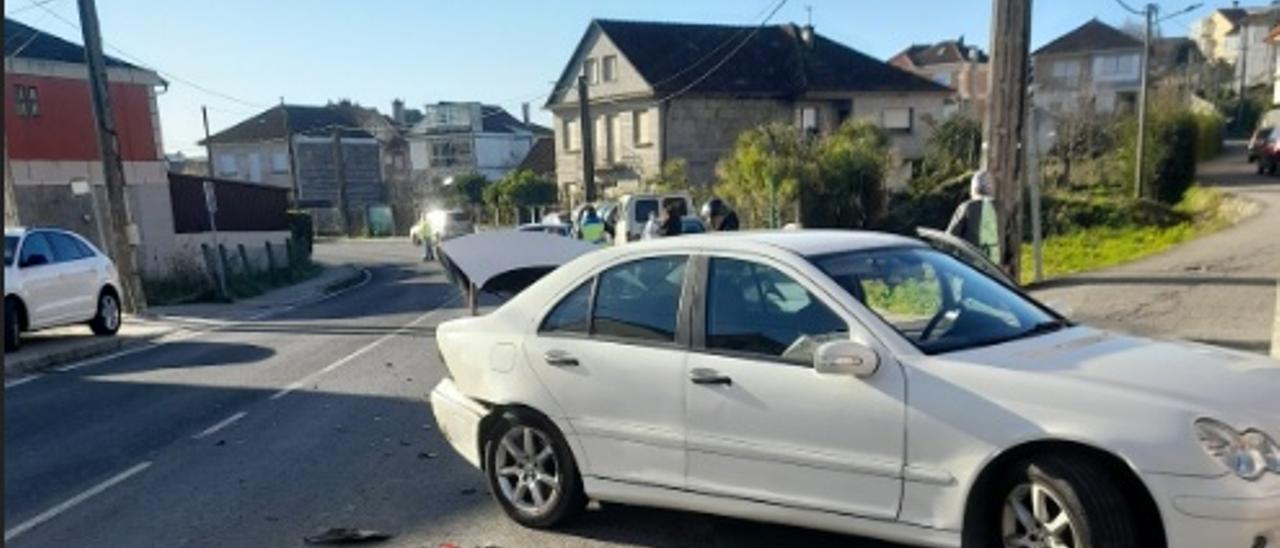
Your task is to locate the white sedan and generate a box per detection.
[429,230,1280,548]
[5,227,123,352]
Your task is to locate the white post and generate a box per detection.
[1271,277,1280,359]
[1027,107,1044,283]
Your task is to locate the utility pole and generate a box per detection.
[982,0,1032,281]
[332,127,350,236]
[1239,24,1250,128]
[77,0,146,312]
[280,97,299,205]
[1134,3,1155,199]
[202,106,228,300]
[4,140,19,226]
[577,75,596,204]
[1026,106,1044,283]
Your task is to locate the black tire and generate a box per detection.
[1269,162,1278,176]
[483,409,586,528]
[1258,161,1266,175]
[89,289,121,336]
[5,299,21,353]
[978,455,1139,548]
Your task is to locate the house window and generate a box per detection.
[603,114,620,164]
[14,85,39,117]
[602,55,618,82]
[1051,60,1081,86]
[934,72,953,87]
[430,138,473,167]
[564,118,581,152]
[1095,53,1139,81]
[633,110,652,146]
[800,107,819,134]
[583,58,599,85]
[248,153,263,182]
[271,151,290,173]
[882,108,913,132]
[216,154,238,177]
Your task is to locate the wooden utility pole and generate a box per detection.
[577,75,596,203]
[77,0,146,311]
[982,0,1032,281]
[331,127,351,236]
[1134,3,1155,198]
[4,140,19,226]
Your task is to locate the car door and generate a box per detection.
[522,254,692,488]
[16,232,67,327]
[45,231,98,320]
[683,254,907,520]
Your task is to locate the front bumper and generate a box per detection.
[1144,471,1280,548]
[429,379,487,469]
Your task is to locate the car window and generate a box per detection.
[705,258,848,364]
[633,199,658,223]
[4,236,16,267]
[592,256,686,343]
[47,232,88,262]
[18,233,54,267]
[540,281,592,335]
[813,248,1058,355]
[71,236,96,257]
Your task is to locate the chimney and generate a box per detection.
[392,98,405,125]
[799,24,815,50]
[522,102,530,125]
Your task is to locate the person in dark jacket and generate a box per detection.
[946,170,1000,263]
[701,198,740,231]
[659,201,683,237]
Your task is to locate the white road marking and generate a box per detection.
[5,267,374,390]
[268,294,459,401]
[4,461,152,542]
[191,411,248,440]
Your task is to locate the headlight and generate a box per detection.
[1194,418,1277,480]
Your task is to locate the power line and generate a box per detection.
[27,0,268,110]
[1114,0,1145,16]
[655,0,789,103]
[4,0,59,15]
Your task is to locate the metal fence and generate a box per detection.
[169,173,289,234]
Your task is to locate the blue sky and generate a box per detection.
[5,0,1241,155]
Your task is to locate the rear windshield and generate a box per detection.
[4,236,16,266]
[633,199,658,223]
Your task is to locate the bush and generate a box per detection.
[1192,110,1225,162]
[875,171,970,235]
[1115,104,1198,205]
[802,121,891,228]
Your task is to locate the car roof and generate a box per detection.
[612,229,925,257]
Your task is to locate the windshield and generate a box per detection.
[4,235,17,267]
[812,247,1062,355]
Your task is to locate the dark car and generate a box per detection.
[1257,128,1280,175]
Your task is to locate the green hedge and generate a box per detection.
[875,171,971,235]
[1193,111,1225,162]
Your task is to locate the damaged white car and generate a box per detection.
[430,229,1280,548]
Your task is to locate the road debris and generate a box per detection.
[304,527,392,544]
[418,451,438,460]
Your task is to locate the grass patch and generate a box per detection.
[1021,186,1249,284]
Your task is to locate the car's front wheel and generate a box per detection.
[89,289,121,336]
[483,410,586,528]
[990,455,1138,548]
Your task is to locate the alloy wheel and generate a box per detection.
[1001,481,1079,548]
[493,425,562,516]
[101,294,120,331]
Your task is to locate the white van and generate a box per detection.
[610,193,693,244]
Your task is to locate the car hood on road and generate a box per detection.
[948,326,1280,427]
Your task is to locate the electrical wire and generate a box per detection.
[653,0,789,103]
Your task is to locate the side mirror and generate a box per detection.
[20,253,49,268]
[814,340,880,378]
[1044,299,1073,319]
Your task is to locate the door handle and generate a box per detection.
[543,350,579,367]
[690,367,732,386]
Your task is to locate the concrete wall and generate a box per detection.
[293,137,383,234]
[664,97,793,186]
[171,230,292,279]
[551,26,652,106]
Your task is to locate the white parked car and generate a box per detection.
[429,230,1280,548]
[4,227,123,352]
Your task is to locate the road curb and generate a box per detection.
[4,337,126,377]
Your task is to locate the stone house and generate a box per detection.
[405,102,550,187]
[201,104,385,234]
[1032,19,1143,116]
[546,19,953,201]
[889,37,989,117]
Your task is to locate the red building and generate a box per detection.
[3,17,176,275]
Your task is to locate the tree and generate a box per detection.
[645,158,689,192]
[451,172,488,210]
[484,169,558,225]
[804,120,891,228]
[920,113,982,187]
[715,123,814,228]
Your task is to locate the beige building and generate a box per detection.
[889,38,990,117]
[1192,7,1249,63]
[1032,19,1144,116]
[546,19,953,201]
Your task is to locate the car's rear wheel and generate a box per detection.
[990,456,1138,548]
[5,298,21,352]
[483,410,585,528]
[89,290,121,336]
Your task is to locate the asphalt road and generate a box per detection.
[3,239,899,548]
[1031,142,1280,355]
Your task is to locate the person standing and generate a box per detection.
[701,198,740,232]
[659,201,683,237]
[946,170,1000,263]
[642,211,661,240]
[578,205,606,245]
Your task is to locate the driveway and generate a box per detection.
[1031,142,1280,354]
